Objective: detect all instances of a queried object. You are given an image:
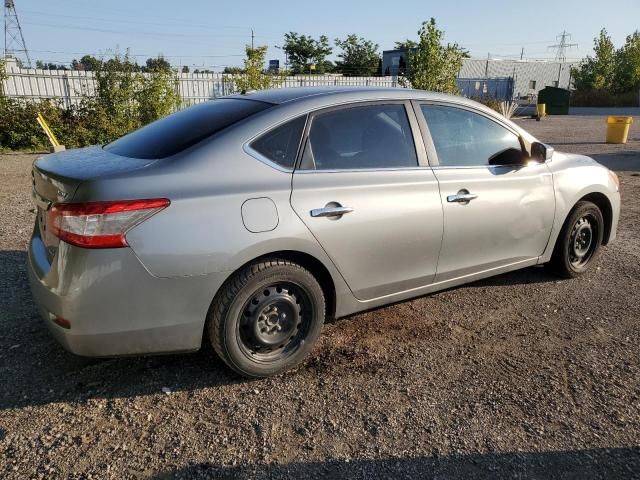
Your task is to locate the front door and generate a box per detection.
[290,102,443,300]
[416,103,555,282]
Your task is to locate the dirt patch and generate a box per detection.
[1,116,639,478]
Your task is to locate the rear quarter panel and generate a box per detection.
[103,112,355,315]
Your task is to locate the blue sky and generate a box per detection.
[9,0,640,70]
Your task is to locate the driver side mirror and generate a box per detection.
[488,147,528,166]
[531,142,554,162]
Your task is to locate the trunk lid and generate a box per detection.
[32,146,156,261]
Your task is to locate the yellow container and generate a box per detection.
[606,116,633,144]
[536,103,546,117]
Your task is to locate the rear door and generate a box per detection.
[415,102,555,282]
[290,101,443,301]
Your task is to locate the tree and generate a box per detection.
[143,56,172,73]
[316,60,335,74]
[223,66,244,74]
[181,65,190,73]
[572,29,617,91]
[71,55,102,71]
[35,61,68,70]
[394,40,418,50]
[334,34,380,76]
[283,32,333,74]
[616,31,640,93]
[405,18,465,93]
[398,55,407,76]
[233,45,282,92]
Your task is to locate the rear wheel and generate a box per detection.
[546,201,604,278]
[208,259,325,377]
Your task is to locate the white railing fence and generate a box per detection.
[2,62,402,108]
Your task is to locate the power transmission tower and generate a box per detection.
[549,31,578,63]
[4,0,31,67]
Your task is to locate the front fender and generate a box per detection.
[540,153,621,263]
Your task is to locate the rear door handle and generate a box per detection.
[310,206,354,218]
[447,191,478,204]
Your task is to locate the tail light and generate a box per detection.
[53,316,71,329]
[48,198,170,248]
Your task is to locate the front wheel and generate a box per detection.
[546,201,604,278]
[207,259,325,377]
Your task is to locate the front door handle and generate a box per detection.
[447,191,478,204]
[310,205,354,218]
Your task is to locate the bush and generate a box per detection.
[570,89,639,107]
[0,53,180,151]
[1,99,61,150]
[469,96,502,113]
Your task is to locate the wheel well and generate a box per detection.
[578,192,613,245]
[236,251,337,320]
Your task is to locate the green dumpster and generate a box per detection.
[537,86,571,115]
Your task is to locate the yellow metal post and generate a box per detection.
[36,113,61,148]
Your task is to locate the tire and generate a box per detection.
[207,259,325,377]
[545,201,604,278]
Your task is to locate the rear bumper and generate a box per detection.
[27,228,228,357]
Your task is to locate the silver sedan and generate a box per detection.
[28,87,621,377]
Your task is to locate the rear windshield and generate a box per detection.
[105,98,272,159]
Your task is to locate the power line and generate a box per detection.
[20,20,271,40]
[28,48,246,59]
[17,7,579,56]
[18,9,254,31]
[18,6,286,36]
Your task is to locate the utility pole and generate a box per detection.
[4,0,32,67]
[251,29,254,50]
[520,47,524,60]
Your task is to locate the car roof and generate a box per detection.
[228,86,537,147]
[230,86,468,106]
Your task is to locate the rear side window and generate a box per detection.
[250,115,306,169]
[105,99,271,159]
[300,104,418,170]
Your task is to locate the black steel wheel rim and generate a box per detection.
[237,282,312,363]
[568,213,598,268]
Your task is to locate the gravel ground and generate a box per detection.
[1,115,639,479]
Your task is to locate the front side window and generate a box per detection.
[250,116,306,169]
[421,105,523,167]
[300,104,418,170]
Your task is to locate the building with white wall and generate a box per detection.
[382,49,578,98]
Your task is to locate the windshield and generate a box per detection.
[105,98,272,159]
